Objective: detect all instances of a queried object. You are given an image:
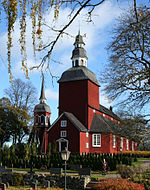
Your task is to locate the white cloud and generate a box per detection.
[45,88,58,101]
[100,93,112,109]
[0,0,127,77]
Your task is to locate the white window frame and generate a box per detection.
[92,134,101,147]
[120,137,123,150]
[60,131,67,138]
[126,139,129,150]
[86,143,89,148]
[61,120,67,127]
[132,141,134,151]
[41,115,45,125]
[86,132,89,137]
[113,135,116,148]
[45,116,49,124]
[35,115,38,125]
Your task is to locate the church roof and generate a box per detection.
[34,74,51,113]
[99,105,121,121]
[34,103,51,113]
[90,114,129,137]
[90,114,113,133]
[74,32,85,45]
[58,66,100,86]
[89,104,121,121]
[48,112,87,132]
[39,74,46,103]
[64,112,87,132]
[71,47,87,59]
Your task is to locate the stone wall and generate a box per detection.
[0,173,91,189]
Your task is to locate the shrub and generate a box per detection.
[117,164,144,179]
[121,151,150,158]
[13,173,23,186]
[132,169,150,190]
[117,164,135,178]
[93,178,145,190]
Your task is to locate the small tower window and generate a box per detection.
[41,115,45,125]
[35,115,38,124]
[81,59,84,66]
[75,60,78,67]
[46,116,49,125]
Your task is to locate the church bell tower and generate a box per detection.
[71,31,88,67]
[33,74,51,154]
[58,32,100,128]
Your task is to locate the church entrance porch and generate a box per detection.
[56,138,68,152]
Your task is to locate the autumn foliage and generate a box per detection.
[93,178,145,190]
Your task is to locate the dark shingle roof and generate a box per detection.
[74,33,85,45]
[101,115,128,137]
[48,112,87,132]
[90,114,113,133]
[34,103,51,113]
[58,66,100,86]
[89,104,121,121]
[39,75,46,103]
[99,105,121,121]
[64,112,87,132]
[71,47,87,59]
[90,113,129,137]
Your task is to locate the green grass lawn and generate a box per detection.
[7,159,145,176]
[132,160,144,167]
[138,157,150,160]
[8,167,50,172]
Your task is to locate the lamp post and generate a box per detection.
[61,148,71,190]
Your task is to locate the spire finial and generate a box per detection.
[39,73,46,103]
[78,20,81,35]
[78,29,80,35]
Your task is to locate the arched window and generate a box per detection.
[81,59,84,66]
[41,115,45,125]
[72,61,74,67]
[46,116,49,125]
[35,115,38,124]
[75,60,78,66]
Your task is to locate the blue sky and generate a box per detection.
[0,0,149,123]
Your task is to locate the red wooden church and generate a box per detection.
[32,32,137,154]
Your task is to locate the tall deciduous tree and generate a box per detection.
[101,5,150,110]
[117,110,150,150]
[0,97,30,145]
[0,97,12,147]
[11,106,30,144]
[4,78,37,116]
[2,79,37,144]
